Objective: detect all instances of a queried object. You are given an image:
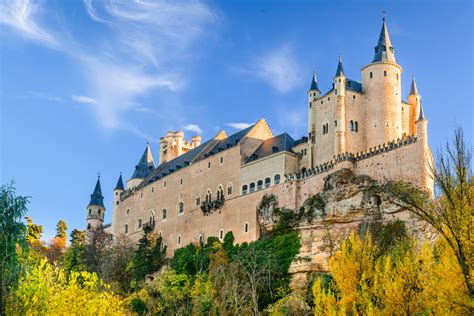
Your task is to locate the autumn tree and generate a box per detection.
[46,220,68,264]
[24,216,46,259]
[82,226,111,279]
[385,127,473,296]
[0,183,29,315]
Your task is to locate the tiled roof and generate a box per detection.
[246,133,295,163]
[144,124,255,185]
[88,177,104,207]
[131,143,155,179]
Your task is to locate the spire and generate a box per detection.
[372,17,396,63]
[409,76,420,95]
[131,142,155,179]
[417,102,426,122]
[88,176,104,207]
[309,70,320,92]
[335,56,345,77]
[114,173,124,191]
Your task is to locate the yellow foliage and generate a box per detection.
[6,259,127,315]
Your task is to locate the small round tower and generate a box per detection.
[362,17,403,148]
[408,76,421,135]
[111,173,124,236]
[86,176,105,230]
[307,70,321,145]
[333,57,346,154]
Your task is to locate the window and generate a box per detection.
[384,70,387,77]
[353,95,356,100]
[338,79,341,83]
[116,201,119,205]
[244,222,249,233]
[148,211,155,226]
[227,183,233,195]
[274,174,281,184]
[196,196,201,206]
[137,218,143,230]
[141,192,143,198]
[219,229,224,240]
[199,234,204,243]
[257,180,263,190]
[164,181,166,188]
[177,235,181,245]
[126,209,130,215]
[370,72,373,78]
[217,186,224,200]
[321,100,323,104]
[161,209,167,221]
[335,89,337,95]
[124,224,128,234]
[87,223,91,230]
[180,179,183,185]
[98,209,101,215]
[242,185,248,195]
[350,120,354,131]
[249,182,255,192]
[334,120,337,127]
[328,97,330,101]
[355,121,359,132]
[309,102,312,108]
[220,157,224,164]
[265,177,271,188]
[396,73,399,80]
[89,209,91,215]
[177,202,184,215]
[206,190,212,203]
[152,187,154,193]
[208,162,211,168]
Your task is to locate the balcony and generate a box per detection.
[200,198,225,216]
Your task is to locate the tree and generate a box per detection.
[82,226,111,278]
[46,220,68,264]
[62,229,86,275]
[24,216,46,260]
[0,183,29,315]
[55,220,67,240]
[102,234,135,293]
[385,127,473,296]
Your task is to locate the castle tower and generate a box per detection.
[362,17,403,148]
[127,142,155,189]
[307,70,320,169]
[334,57,347,154]
[408,76,421,135]
[86,176,105,230]
[111,173,124,236]
[415,102,433,192]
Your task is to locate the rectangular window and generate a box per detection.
[334,120,337,127]
[220,157,224,164]
[196,197,201,206]
[208,162,211,168]
[370,72,373,78]
[180,179,183,185]
[353,95,356,100]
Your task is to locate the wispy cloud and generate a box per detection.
[72,95,97,105]
[183,124,202,134]
[227,122,252,130]
[235,44,301,93]
[0,0,217,134]
[29,91,64,103]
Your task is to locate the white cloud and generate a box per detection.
[236,44,301,93]
[72,95,97,105]
[0,0,217,134]
[183,124,202,134]
[227,122,252,130]
[29,91,64,103]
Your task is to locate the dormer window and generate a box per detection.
[272,146,279,153]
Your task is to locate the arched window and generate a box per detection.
[87,223,91,230]
[249,182,255,192]
[206,189,212,203]
[88,209,91,215]
[355,121,359,132]
[219,229,224,240]
[199,234,204,244]
[161,209,167,221]
[257,180,263,190]
[227,183,233,196]
[384,70,387,77]
[265,177,271,188]
[242,185,248,195]
[309,101,312,108]
[124,224,128,234]
[350,120,354,131]
[177,202,184,215]
[177,235,181,245]
[137,218,143,230]
[217,185,224,200]
[148,210,155,226]
[244,222,249,233]
[274,174,281,184]
[370,72,373,78]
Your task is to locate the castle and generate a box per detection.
[85,18,433,254]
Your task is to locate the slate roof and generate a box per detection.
[346,79,362,93]
[373,18,396,63]
[144,124,255,185]
[88,177,104,207]
[114,174,124,191]
[409,77,419,95]
[417,102,426,121]
[309,71,320,92]
[131,143,155,179]
[335,57,345,77]
[246,133,295,163]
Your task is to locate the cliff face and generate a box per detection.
[257,168,415,285]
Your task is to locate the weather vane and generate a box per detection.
[382,10,387,21]
[97,170,101,179]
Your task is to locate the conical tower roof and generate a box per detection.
[373,18,396,63]
[114,173,124,191]
[335,56,345,77]
[309,70,320,92]
[131,143,155,179]
[417,102,426,122]
[409,76,420,95]
[88,177,104,207]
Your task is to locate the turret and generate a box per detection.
[408,76,421,135]
[334,57,346,154]
[307,70,320,145]
[86,176,105,230]
[127,142,155,189]
[362,17,403,148]
[192,135,202,148]
[416,101,427,141]
[111,173,124,236]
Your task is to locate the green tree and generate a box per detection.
[0,183,29,315]
[62,229,86,275]
[55,220,67,239]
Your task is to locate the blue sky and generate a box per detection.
[1,0,472,240]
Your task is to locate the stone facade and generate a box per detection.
[87,19,433,257]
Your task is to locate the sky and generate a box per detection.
[1,0,472,240]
